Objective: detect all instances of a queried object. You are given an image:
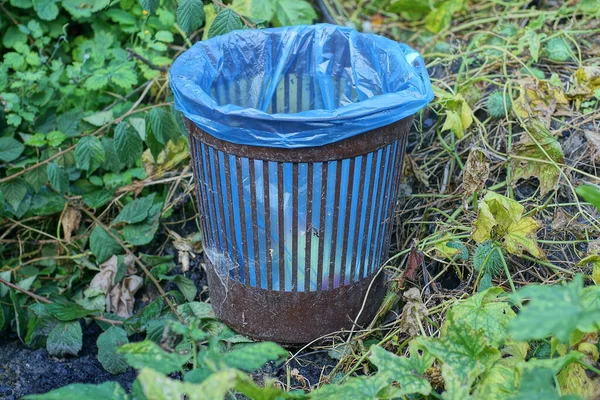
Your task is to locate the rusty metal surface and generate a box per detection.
[206,261,386,345]
[187,116,412,344]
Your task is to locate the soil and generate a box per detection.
[0,323,137,399]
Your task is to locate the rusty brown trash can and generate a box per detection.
[171,24,433,344]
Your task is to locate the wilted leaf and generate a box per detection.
[438,91,474,139]
[578,254,600,285]
[513,78,569,127]
[399,288,428,337]
[61,206,81,242]
[472,192,544,258]
[584,131,600,163]
[567,66,600,107]
[462,148,490,201]
[557,361,600,398]
[510,275,600,343]
[142,136,189,178]
[510,123,564,196]
[88,255,142,318]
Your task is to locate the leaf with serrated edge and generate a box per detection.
[97,326,129,374]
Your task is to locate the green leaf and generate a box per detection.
[90,225,124,263]
[221,342,288,372]
[25,303,60,348]
[122,202,162,245]
[84,110,114,127]
[114,194,155,225]
[311,375,389,400]
[419,312,501,386]
[75,136,105,172]
[146,107,179,145]
[249,0,276,20]
[1,179,28,210]
[85,73,109,91]
[47,298,98,321]
[139,0,160,14]
[0,137,25,162]
[47,131,67,147]
[511,367,571,400]
[114,121,143,168]
[32,0,59,20]
[473,241,503,277]
[208,9,243,38]
[369,343,434,397]
[110,62,138,89]
[46,320,83,357]
[424,0,465,33]
[97,326,129,374]
[509,275,600,343]
[577,185,600,212]
[83,189,115,208]
[137,368,251,400]
[11,290,28,339]
[119,340,190,374]
[102,137,124,173]
[275,0,316,26]
[62,0,110,18]
[443,288,515,348]
[172,275,197,302]
[24,164,48,193]
[47,162,70,194]
[177,0,205,34]
[23,381,128,400]
[57,110,83,137]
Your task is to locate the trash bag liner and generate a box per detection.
[170,23,433,148]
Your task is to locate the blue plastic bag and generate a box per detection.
[170,24,433,148]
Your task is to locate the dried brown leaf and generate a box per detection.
[88,255,141,318]
[585,130,600,163]
[399,288,428,337]
[61,206,81,242]
[513,78,569,127]
[405,155,430,188]
[462,148,490,202]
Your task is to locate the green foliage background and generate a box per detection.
[1,0,600,399]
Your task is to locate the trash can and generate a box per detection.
[170,24,433,344]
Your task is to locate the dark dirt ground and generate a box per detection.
[0,323,138,399]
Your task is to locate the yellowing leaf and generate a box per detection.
[512,78,568,127]
[434,233,461,259]
[557,362,600,398]
[472,192,543,258]
[567,66,600,107]
[142,137,189,177]
[578,254,600,285]
[435,88,474,139]
[504,216,544,258]
[510,122,565,196]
